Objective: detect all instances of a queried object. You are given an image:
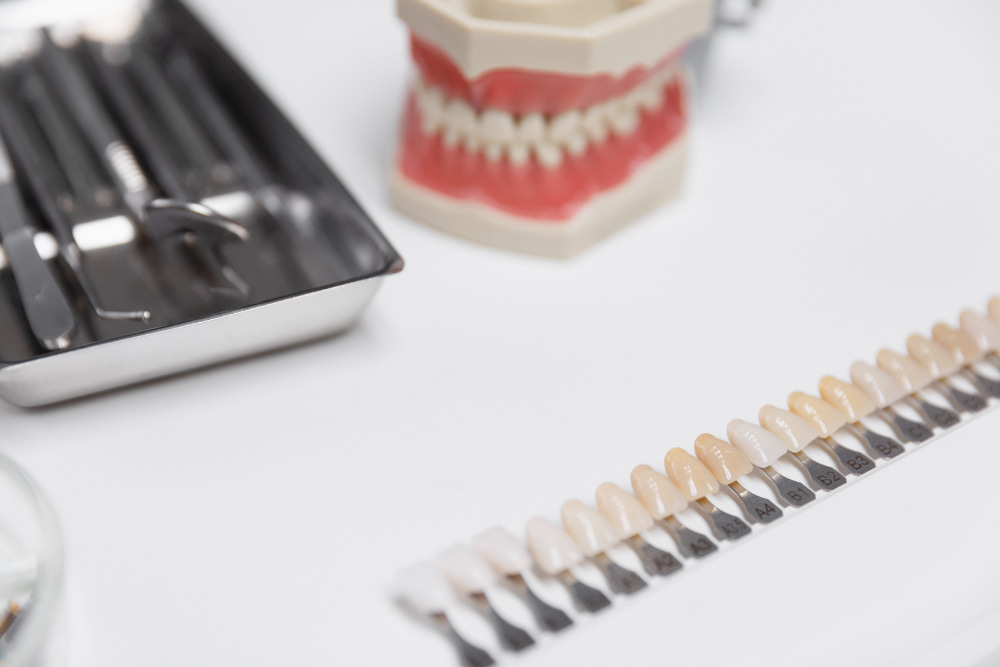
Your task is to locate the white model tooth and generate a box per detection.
[442,128,460,148]
[479,109,516,146]
[463,136,481,154]
[534,141,564,169]
[659,64,680,87]
[483,144,503,162]
[506,143,530,167]
[445,99,476,148]
[471,526,533,576]
[635,78,664,112]
[582,104,609,144]
[609,100,640,137]
[517,112,546,145]
[435,545,498,595]
[549,110,582,145]
[565,133,589,157]
[419,86,445,136]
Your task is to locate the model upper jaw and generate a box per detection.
[392,0,714,257]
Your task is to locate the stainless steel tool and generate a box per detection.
[0,132,76,351]
[36,31,250,298]
[125,42,232,196]
[166,46,346,288]
[0,0,402,406]
[0,67,151,322]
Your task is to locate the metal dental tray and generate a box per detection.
[0,0,403,406]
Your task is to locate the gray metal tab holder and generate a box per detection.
[0,0,403,406]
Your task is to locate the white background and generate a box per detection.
[2,0,1000,665]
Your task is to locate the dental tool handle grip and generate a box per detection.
[167,49,270,189]
[39,33,125,156]
[0,150,76,350]
[38,33,156,216]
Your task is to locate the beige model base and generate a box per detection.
[398,0,712,78]
[390,133,686,259]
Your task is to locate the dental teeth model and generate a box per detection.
[391,0,713,258]
[396,298,1000,664]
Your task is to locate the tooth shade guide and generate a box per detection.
[788,391,848,439]
[693,433,752,484]
[908,334,961,379]
[877,348,934,393]
[990,297,1000,326]
[690,433,781,522]
[960,310,1000,373]
[930,322,1000,399]
[594,483,683,576]
[472,527,533,576]
[906,335,991,412]
[468,527,576,633]
[627,464,716,554]
[932,323,984,365]
[818,376,877,423]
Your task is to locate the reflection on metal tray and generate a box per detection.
[0,0,402,406]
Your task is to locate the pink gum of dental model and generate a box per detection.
[391,0,713,258]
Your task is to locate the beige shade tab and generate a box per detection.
[787,391,848,438]
[907,334,960,378]
[525,517,585,575]
[561,499,620,557]
[595,481,655,539]
[818,375,876,422]
[932,323,985,365]
[693,433,752,484]
[876,348,933,393]
[663,448,720,502]
[759,404,820,453]
[630,464,688,519]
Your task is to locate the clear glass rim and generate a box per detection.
[0,450,63,666]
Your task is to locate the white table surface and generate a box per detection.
[2,0,1000,665]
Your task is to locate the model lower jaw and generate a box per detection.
[396,71,686,222]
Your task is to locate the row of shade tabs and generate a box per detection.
[396,300,1000,667]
